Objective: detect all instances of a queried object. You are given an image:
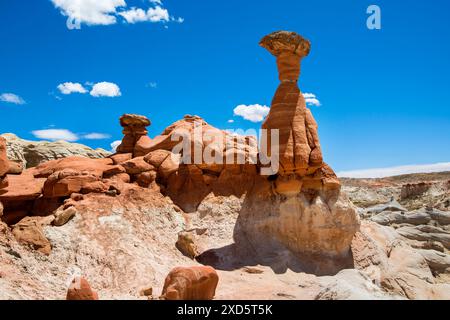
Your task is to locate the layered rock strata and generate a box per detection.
[234,32,360,270]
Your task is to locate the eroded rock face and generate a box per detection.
[116,114,152,157]
[161,266,219,300]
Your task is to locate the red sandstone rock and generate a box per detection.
[259,31,339,195]
[12,216,52,255]
[110,153,133,165]
[134,135,153,157]
[0,174,45,202]
[161,266,219,300]
[0,137,9,177]
[103,165,126,178]
[66,277,99,300]
[116,114,151,156]
[31,156,113,178]
[121,157,155,175]
[42,169,107,198]
[143,150,171,168]
[136,171,157,188]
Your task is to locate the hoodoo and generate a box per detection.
[235,32,360,273]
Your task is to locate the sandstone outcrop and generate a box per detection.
[234,31,359,269]
[1,133,110,169]
[137,115,258,212]
[0,137,10,177]
[66,277,99,300]
[161,266,219,300]
[259,31,338,194]
[116,114,152,157]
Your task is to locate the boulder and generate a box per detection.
[12,216,52,255]
[176,231,199,259]
[121,157,155,175]
[66,277,99,300]
[109,153,132,165]
[43,169,108,198]
[53,206,77,226]
[161,266,219,300]
[31,156,113,178]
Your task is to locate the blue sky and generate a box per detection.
[1,0,449,174]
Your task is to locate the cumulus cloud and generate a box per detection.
[83,133,111,139]
[110,140,122,152]
[303,92,321,107]
[227,119,234,123]
[233,104,270,122]
[32,129,79,142]
[0,93,26,105]
[51,0,182,29]
[90,82,121,97]
[146,82,157,88]
[119,6,169,23]
[337,162,450,179]
[57,82,87,94]
[51,0,126,26]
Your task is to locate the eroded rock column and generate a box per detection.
[260,31,332,195]
[116,114,152,157]
[234,32,360,273]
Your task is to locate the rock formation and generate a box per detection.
[141,115,258,212]
[161,266,219,300]
[66,277,99,300]
[0,32,448,300]
[259,31,339,194]
[116,114,152,157]
[234,32,360,272]
[1,133,110,169]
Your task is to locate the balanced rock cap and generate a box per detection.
[120,114,151,127]
[259,31,311,57]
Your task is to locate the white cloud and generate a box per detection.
[83,133,111,139]
[147,6,169,22]
[51,0,126,26]
[233,104,270,122]
[0,93,26,105]
[32,129,79,142]
[147,82,157,88]
[57,82,87,94]
[119,6,169,23]
[110,140,122,152]
[90,82,121,97]
[227,119,234,123]
[51,0,181,28]
[337,162,450,179]
[302,92,321,107]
